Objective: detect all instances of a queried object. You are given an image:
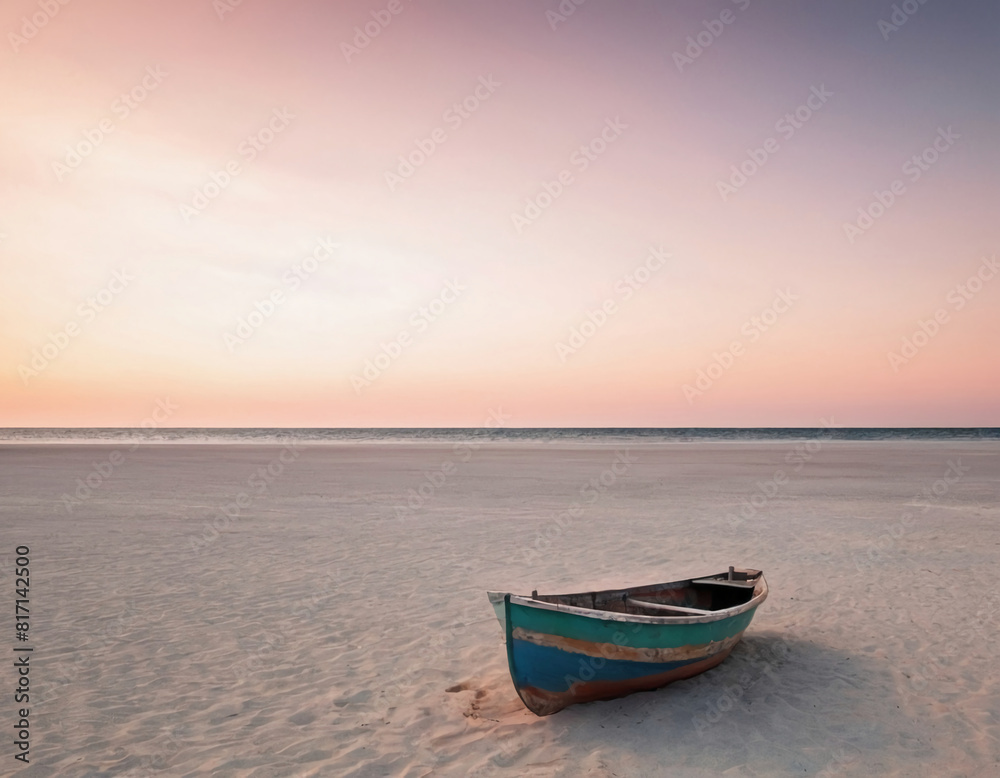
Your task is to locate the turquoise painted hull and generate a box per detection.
[488,569,767,715]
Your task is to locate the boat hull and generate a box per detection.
[491,571,766,715]
[514,644,738,716]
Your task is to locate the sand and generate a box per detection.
[1,439,998,777]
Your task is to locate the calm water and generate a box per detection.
[0,428,997,444]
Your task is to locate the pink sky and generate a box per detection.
[1,0,997,427]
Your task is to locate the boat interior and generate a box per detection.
[530,568,762,617]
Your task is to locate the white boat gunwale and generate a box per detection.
[490,572,768,626]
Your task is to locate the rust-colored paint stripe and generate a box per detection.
[511,626,743,663]
[516,647,735,716]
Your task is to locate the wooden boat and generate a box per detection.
[487,567,767,715]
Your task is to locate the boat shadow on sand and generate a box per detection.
[488,632,902,774]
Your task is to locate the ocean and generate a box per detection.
[1,427,997,444]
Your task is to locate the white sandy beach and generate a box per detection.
[1,440,998,777]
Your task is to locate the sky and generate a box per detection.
[1,0,998,427]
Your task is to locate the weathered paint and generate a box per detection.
[511,626,744,663]
[508,600,757,648]
[515,648,737,716]
[491,570,767,715]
